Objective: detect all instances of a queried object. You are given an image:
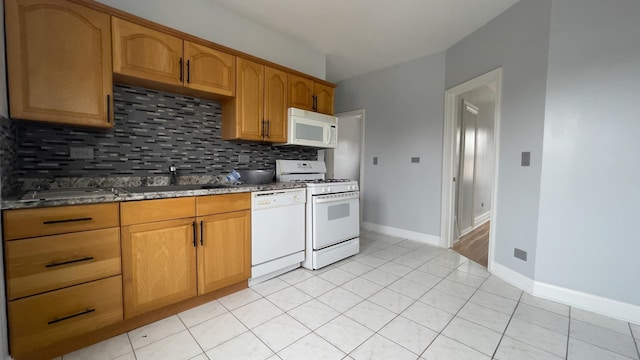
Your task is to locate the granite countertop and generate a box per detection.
[2,182,306,210]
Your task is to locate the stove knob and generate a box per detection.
[327,187,332,193]
[293,195,300,202]
[321,187,327,193]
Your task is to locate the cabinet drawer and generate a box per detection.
[120,197,195,226]
[5,228,121,300]
[197,193,250,216]
[3,203,119,240]
[8,276,123,356]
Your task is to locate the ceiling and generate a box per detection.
[209,0,519,82]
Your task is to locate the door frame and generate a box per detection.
[334,109,366,223]
[440,68,502,271]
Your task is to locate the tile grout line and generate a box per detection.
[490,292,524,359]
[633,323,640,360]
[565,307,571,360]
[415,260,496,359]
[176,310,211,359]
[317,237,457,358]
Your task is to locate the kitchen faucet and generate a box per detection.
[169,164,177,185]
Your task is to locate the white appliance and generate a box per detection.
[250,188,306,285]
[277,107,338,148]
[276,160,360,270]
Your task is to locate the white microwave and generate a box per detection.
[278,107,338,148]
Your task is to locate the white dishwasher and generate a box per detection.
[250,188,306,285]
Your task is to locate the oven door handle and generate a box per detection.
[313,192,359,203]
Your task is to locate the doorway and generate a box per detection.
[441,68,502,270]
[325,109,365,222]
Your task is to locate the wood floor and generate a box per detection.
[453,221,489,267]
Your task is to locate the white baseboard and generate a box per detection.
[474,211,491,226]
[490,261,535,293]
[361,222,441,246]
[490,261,640,324]
[534,281,640,325]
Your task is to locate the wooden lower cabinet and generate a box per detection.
[120,194,251,318]
[5,227,121,300]
[8,276,123,357]
[121,218,198,319]
[197,210,251,294]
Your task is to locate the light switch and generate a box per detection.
[521,152,531,166]
[373,157,378,165]
[411,157,420,163]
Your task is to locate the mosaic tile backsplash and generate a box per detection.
[1,116,18,195]
[10,84,316,182]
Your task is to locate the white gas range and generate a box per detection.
[276,160,360,270]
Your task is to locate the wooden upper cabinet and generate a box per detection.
[5,0,113,128]
[112,18,236,98]
[289,74,335,115]
[235,58,264,141]
[289,74,314,111]
[222,59,288,143]
[112,17,183,86]
[264,66,288,143]
[184,41,235,96]
[313,82,335,115]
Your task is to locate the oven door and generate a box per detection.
[312,191,360,249]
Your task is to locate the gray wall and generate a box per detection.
[536,0,640,305]
[445,0,552,277]
[96,0,326,80]
[459,85,496,221]
[335,53,445,236]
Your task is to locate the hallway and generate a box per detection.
[453,221,490,267]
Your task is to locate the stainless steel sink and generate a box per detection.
[120,184,230,193]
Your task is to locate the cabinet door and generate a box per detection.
[264,66,288,143]
[184,41,235,96]
[112,17,183,86]
[289,74,314,111]
[314,82,335,115]
[5,0,113,127]
[235,58,264,141]
[121,218,197,318]
[197,210,250,295]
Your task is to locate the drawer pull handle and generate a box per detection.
[47,308,95,325]
[45,256,94,268]
[43,217,92,225]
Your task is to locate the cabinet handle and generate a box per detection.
[43,217,92,225]
[192,221,197,247]
[261,119,266,138]
[179,58,183,82]
[312,94,317,111]
[48,308,95,325]
[106,94,111,123]
[200,220,204,246]
[186,60,191,83]
[266,120,271,138]
[45,256,94,268]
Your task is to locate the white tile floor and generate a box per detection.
[59,230,640,360]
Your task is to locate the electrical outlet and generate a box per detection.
[238,154,250,163]
[514,248,528,261]
[521,152,531,166]
[373,157,378,165]
[411,157,420,163]
[69,147,94,160]
[481,202,484,208]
